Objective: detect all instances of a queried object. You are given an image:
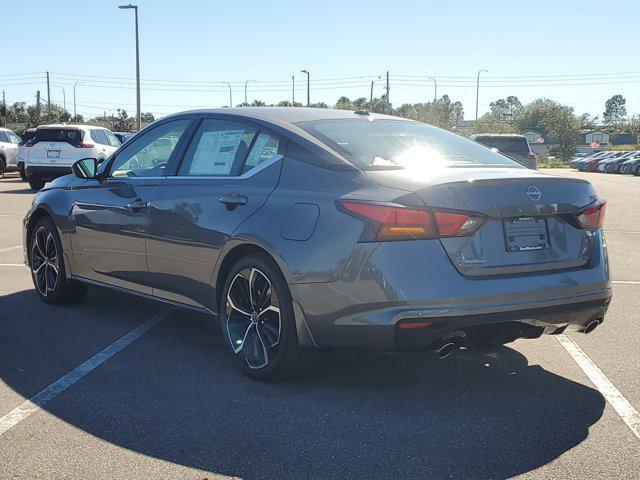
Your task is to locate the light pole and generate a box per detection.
[54,85,66,112]
[244,79,256,105]
[73,81,84,120]
[291,75,295,104]
[119,4,141,131]
[300,69,310,106]
[428,76,437,102]
[370,76,381,105]
[475,69,488,122]
[222,82,232,107]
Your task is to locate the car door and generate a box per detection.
[70,118,193,293]
[145,116,285,309]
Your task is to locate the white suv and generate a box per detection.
[0,127,22,178]
[24,124,121,190]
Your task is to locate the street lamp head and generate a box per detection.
[301,70,309,74]
[119,4,137,9]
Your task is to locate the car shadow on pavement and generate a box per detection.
[0,188,34,195]
[0,289,606,480]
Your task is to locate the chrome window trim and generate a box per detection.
[168,154,283,181]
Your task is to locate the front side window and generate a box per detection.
[178,119,257,176]
[109,119,190,178]
[0,132,8,143]
[298,119,523,170]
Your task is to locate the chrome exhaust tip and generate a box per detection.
[436,342,456,359]
[583,319,601,334]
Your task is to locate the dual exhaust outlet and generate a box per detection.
[434,318,602,359]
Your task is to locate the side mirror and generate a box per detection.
[72,158,98,179]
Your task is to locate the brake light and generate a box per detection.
[73,142,95,149]
[339,201,485,241]
[574,201,606,229]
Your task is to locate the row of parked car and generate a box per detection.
[570,150,640,175]
[0,125,134,189]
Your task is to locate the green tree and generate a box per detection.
[395,96,463,130]
[276,100,303,107]
[603,95,627,124]
[489,95,522,122]
[543,105,580,162]
[514,98,560,135]
[111,109,135,132]
[335,96,353,110]
[472,111,518,134]
[141,112,155,123]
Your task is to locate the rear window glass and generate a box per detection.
[22,131,36,142]
[34,128,83,143]
[474,137,530,154]
[297,119,522,170]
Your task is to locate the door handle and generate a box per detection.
[218,194,248,210]
[126,199,150,212]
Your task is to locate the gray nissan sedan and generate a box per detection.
[23,108,611,380]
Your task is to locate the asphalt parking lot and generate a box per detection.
[0,169,639,480]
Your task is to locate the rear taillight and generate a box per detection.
[573,201,606,229]
[73,142,95,149]
[339,200,485,242]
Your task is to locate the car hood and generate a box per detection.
[42,173,79,191]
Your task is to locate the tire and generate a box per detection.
[18,163,27,181]
[0,156,5,178]
[219,253,315,381]
[28,217,87,305]
[28,178,46,191]
[635,166,640,177]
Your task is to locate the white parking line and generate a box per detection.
[612,280,640,285]
[557,334,640,440]
[0,245,21,254]
[0,264,25,267]
[0,310,173,437]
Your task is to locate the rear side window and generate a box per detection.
[475,137,531,154]
[178,119,258,176]
[34,128,83,144]
[90,129,108,145]
[0,132,8,142]
[105,131,121,147]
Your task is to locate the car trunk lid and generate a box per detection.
[365,167,600,276]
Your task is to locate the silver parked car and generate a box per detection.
[23,108,611,380]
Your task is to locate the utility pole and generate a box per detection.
[119,4,141,130]
[428,76,437,102]
[73,81,83,120]
[36,91,41,121]
[244,79,256,105]
[300,70,310,106]
[291,75,295,104]
[46,71,51,121]
[385,70,390,113]
[222,82,232,107]
[370,76,380,105]
[2,90,6,128]
[475,69,488,122]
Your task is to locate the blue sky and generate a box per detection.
[4,0,639,120]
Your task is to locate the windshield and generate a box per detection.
[297,118,522,170]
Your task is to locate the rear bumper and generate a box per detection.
[25,165,72,181]
[294,230,611,351]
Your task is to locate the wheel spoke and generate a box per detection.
[34,227,46,260]
[46,233,57,261]
[227,273,252,316]
[250,268,272,312]
[240,323,268,369]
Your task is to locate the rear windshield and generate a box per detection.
[297,118,522,170]
[34,128,83,143]
[474,136,531,154]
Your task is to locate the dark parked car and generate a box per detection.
[113,131,135,144]
[23,108,611,380]
[469,134,537,169]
